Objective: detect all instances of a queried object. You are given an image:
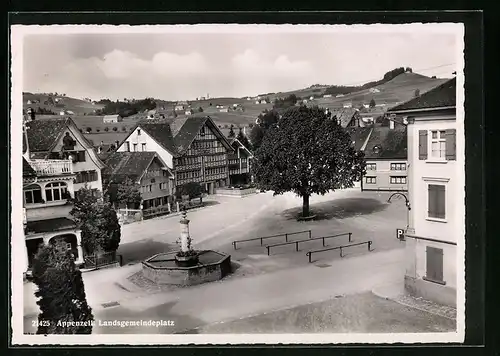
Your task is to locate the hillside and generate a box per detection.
[304,73,450,111]
[23,92,104,115]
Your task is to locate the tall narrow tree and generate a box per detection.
[32,241,94,334]
[253,106,365,218]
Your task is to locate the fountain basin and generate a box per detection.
[142,250,231,286]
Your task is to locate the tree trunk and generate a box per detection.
[302,194,310,217]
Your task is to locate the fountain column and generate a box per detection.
[179,211,191,252]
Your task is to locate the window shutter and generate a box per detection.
[445,129,456,161]
[426,247,444,282]
[419,130,428,160]
[436,185,446,219]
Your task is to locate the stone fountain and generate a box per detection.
[142,210,231,286]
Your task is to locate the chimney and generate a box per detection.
[389,119,395,130]
[243,127,246,136]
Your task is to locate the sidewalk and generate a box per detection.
[372,281,457,320]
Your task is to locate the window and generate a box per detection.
[391,163,406,170]
[200,126,205,136]
[141,143,147,152]
[365,176,376,184]
[24,184,43,204]
[75,170,98,183]
[390,176,407,184]
[75,151,86,162]
[162,170,170,177]
[143,185,152,192]
[45,182,68,202]
[125,142,130,152]
[133,143,138,152]
[66,243,72,251]
[430,130,446,159]
[137,129,141,136]
[428,184,446,219]
[424,247,444,284]
[159,182,168,190]
[366,163,377,171]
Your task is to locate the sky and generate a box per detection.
[21,26,459,101]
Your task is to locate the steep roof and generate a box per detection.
[388,77,456,112]
[25,118,69,152]
[364,125,407,160]
[128,116,233,157]
[102,151,158,184]
[345,127,373,151]
[23,157,36,178]
[329,108,359,128]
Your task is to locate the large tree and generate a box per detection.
[70,186,121,255]
[253,106,365,217]
[32,241,94,334]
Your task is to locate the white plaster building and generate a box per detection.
[387,78,461,307]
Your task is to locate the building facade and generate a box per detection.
[117,116,234,196]
[227,138,254,184]
[22,156,84,274]
[361,121,408,192]
[102,152,174,210]
[388,78,460,307]
[25,117,106,195]
[103,114,123,123]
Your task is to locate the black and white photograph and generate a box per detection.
[10,22,466,344]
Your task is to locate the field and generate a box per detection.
[24,72,450,141]
[23,93,104,115]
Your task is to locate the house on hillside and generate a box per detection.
[343,102,353,108]
[323,94,332,98]
[102,151,174,209]
[309,96,314,100]
[116,116,235,195]
[361,122,408,192]
[369,88,381,93]
[24,117,106,194]
[185,109,194,115]
[227,137,254,185]
[219,106,229,113]
[175,101,188,112]
[103,114,123,123]
[336,94,345,98]
[260,99,268,104]
[387,77,460,308]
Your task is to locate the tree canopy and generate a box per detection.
[273,94,298,111]
[252,106,366,217]
[369,98,376,108]
[228,125,236,138]
[32,242,94,334]
[70,186,121,255]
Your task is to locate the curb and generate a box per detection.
[370,286,456,321]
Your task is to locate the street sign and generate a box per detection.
[396,228,405,240]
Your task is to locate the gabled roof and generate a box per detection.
[329,108,359,128]
[23,157,36,178]
[228,137,254,158]
[123,116,234,158]
[102,151,169,184]
[25,118,69,152]
[363,125,407,160]
[25,117,106,168]
[388,77,456,112]
[345,127,373,151]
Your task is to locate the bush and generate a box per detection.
[122,126,127,132]
[112,127,118,132]
[104,127,109,132]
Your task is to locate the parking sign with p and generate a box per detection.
[396,228,405,240]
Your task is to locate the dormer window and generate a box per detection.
[373,145,381,154]
[200,126,205,136]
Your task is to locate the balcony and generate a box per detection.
[29,159,73,176]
